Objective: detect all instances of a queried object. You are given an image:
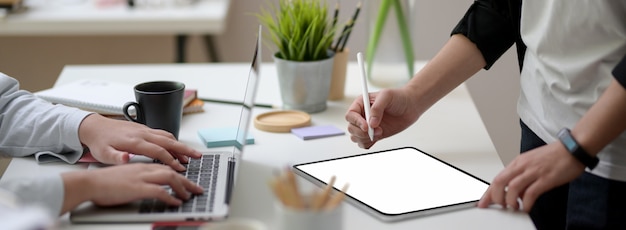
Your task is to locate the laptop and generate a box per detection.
[70,26,262,223]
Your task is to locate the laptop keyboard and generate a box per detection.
[139,154,220,214]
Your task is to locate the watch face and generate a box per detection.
[562,138,577,152]
[558,128,599,170]
[558,129,578,152]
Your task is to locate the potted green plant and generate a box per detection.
[257,0,336,113]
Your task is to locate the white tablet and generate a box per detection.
[293,146,490,222]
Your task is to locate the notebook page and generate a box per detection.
[35,79,134,115]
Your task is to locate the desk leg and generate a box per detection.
[176,34,188,63]
[204,35,220,62]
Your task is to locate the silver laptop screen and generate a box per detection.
[233,25,261,155]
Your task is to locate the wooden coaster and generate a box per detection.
[254,110,311,133]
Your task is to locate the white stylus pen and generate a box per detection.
[356,52,374,141]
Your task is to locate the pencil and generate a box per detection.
[334,19,351,52]
[311,175,337,210]
[268,178,289,206]
[324,183,350,210]
[339,20,354,52]
[332,2,339,29]
[339,1,361,51]
[283,169,305,209]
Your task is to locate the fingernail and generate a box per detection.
[370,117,379,126]
[118,154,126,164]
[178,156,189,164]
[176,162,186,171]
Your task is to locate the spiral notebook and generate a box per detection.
[35,79,135,115]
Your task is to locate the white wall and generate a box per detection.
[465,50,520,166]
[0,0,520,165]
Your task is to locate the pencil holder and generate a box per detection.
[328,48,349,101]
[274,202,343,230]
[201,218,267,230]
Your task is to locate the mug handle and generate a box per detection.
[123,102,143,123]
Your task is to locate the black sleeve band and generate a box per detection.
[613,55,626,89]
[451,0,522,70]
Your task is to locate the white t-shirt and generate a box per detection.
[518,1,626,181]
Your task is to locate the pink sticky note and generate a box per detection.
[79,152,137,163]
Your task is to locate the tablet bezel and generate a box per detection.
[292,146,490,222]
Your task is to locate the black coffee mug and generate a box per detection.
[123,81,185,139]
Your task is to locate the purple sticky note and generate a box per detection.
[291,125,345,140]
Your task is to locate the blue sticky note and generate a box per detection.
[291,125,345,140]
[198,127,255,148]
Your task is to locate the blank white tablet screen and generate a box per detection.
[294,147,489,215]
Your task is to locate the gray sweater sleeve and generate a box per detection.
[0,73,92,216]
[0,73,91,160]
[0,175,65,217]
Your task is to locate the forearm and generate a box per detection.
[405,34,486,115]
[401,0,517,117]
[572,79,626,156]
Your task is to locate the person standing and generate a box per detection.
[345,1,626,229]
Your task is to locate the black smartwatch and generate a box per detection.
[557,128,599,170]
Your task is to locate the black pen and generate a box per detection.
[199,97,279,109]
[224,156,236,204]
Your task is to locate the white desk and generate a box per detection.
[1,62,534,229]
[0,0,231,62]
